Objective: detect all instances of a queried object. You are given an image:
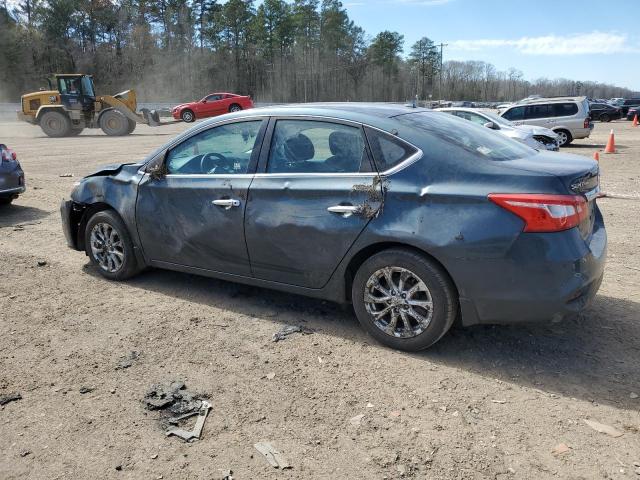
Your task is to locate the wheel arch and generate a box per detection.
[75,202,117,251]
[343,241,460,303]
[35,105,68,123]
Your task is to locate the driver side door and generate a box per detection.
[135,119,267,275]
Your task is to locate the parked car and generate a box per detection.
[619,99,640,116]
[626,106,640,121]
[0,144,25,205]
[609,98,624,107]
[499,96,593,147]
[61,104,606,351]
[438,107,559,151]
[589,102,622,122]
[171,93,253,122]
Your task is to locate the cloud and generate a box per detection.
[449,32,638,55]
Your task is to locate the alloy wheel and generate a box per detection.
[90,222,125,273]
[556,131,568,146]
[363,266,434,338]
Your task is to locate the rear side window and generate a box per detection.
[525,104,554,119]
[553,103,578,116]
[502,106,524,121]
[364,127,417,172]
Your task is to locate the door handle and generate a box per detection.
[327,205,359,217]
[212,198,241,209]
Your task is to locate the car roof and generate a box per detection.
[437,107,489,114]
[206,102,435,130]
[512,96,586,105]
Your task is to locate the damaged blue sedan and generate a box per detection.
[61,104,606,351]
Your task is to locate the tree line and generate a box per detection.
[0,0,635,103]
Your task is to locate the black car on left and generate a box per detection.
[589,103,621,122]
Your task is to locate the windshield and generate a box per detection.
[397,111,536,161]
[478,109,513,126]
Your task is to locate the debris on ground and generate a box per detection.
[59,173,73,177]
[79,386,94,394]
[0,392,22,406]
[630,392,638,399]
[552,443,570,455]
[584,419,624,438]
[350,414,365,426]
[254,442,291,469]
[166,401,211,442]
[116,351,140,370]
[20,450,31,457]
[265,372,276,380]
[271,324,314,342]
[144,381,210,442]
[36,260,47,267]
[221,470,234,480]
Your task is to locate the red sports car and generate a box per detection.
[172,93,254,123]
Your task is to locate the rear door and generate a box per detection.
[136,119,266,275]
[244,117,381,288]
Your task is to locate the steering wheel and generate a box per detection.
[200,152,228,174]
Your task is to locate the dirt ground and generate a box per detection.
[1,117,639,480]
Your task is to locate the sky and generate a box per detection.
[345,0,640,91]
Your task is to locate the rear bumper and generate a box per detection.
[458,206,607,326]
[0,167,26,198]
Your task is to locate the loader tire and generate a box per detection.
[126,119,137,134]
[40,111,72,138]
[100,109,130,136]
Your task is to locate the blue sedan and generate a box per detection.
[60,104,606,350]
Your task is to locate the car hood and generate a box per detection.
[172,103,193,110]
[513,124,559,138]
[85,162,135,178]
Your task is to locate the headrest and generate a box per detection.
[284,133,314,162]
[329,130,360,157]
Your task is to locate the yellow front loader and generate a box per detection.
[18,74,174,137]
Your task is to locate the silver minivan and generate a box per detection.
[499,96,593,147]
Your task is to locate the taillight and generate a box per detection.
[583,118,590,128]
[489,193,588,232]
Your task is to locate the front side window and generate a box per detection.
[455,111,489,126]
[267,120,368,173]
[502,106,524,121]
[166,120,262,175]
[205,95,222,102]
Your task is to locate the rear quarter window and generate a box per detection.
[364,127,418,172]
[553,103,578,117]
[502,106,524,121]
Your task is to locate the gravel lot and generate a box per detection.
[1,117,639,479]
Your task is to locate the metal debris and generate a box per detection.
[254,442,291,469]
[36,260,47,267]
[166,401,211,442]
[59,173,74,177]
[144,380,204,415]
[221,469,234,480]
[79,386,95,394]
[0,392,22,406]
[272,324,314,342]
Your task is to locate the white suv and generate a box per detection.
[498,96,593,147]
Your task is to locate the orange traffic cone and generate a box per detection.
[604,129,616,154]
[593,151,600,162]
[634,114,639,127]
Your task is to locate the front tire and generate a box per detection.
[600,113,610,123]
[0,197,13,205]
[181,109,195,122]
[351,248,458,351]
[40,111,71,138]
[84,210,140,280]
[100,110,130,136]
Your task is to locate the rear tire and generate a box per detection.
[351,248,458,351]
[229,104,242,112]
[40,111,71,138]
[100,110,130,136]
[600,113,611,123]
[555,129,572,146]
[84,210,140,280]
[181,109,195,122]
[0,197,13,205]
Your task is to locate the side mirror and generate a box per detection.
[484,121,500,130]
[146,151,168,179]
